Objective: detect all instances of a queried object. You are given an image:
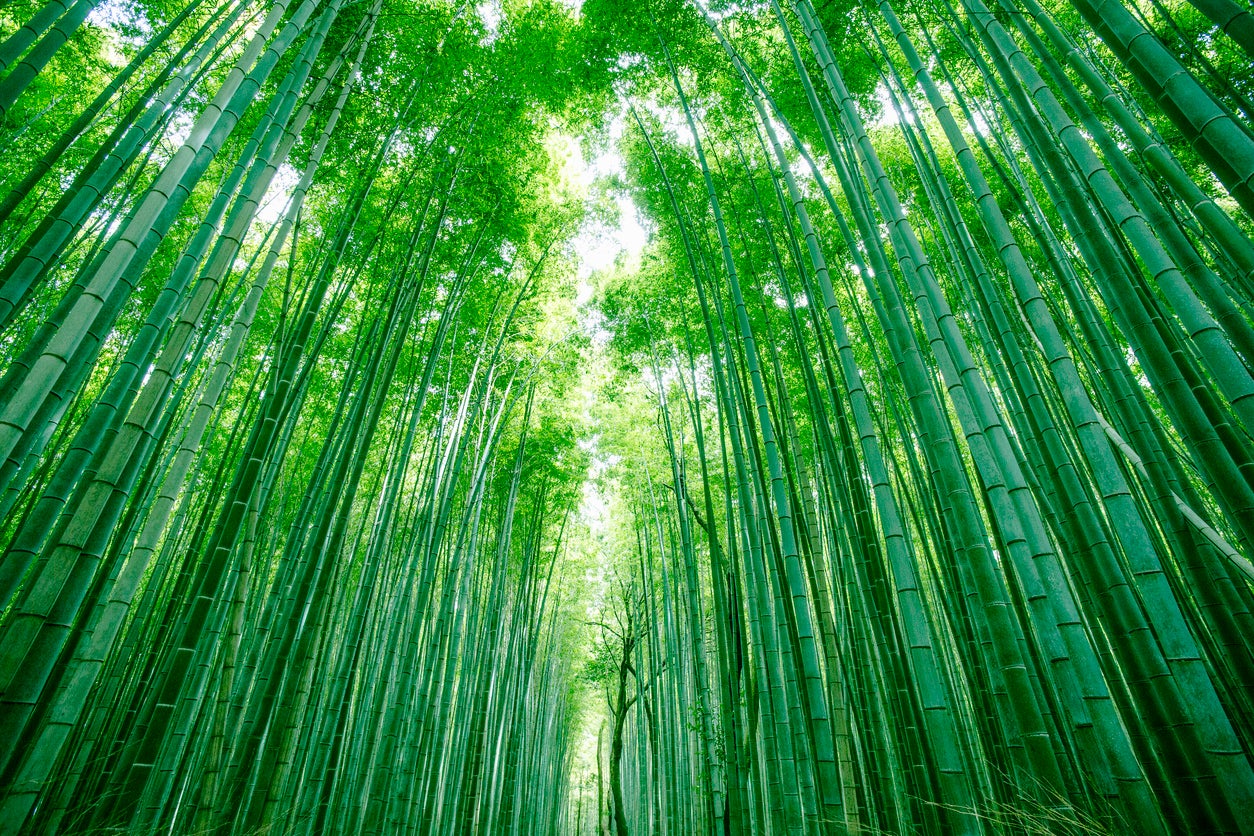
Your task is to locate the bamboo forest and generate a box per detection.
[5,0,1254,832]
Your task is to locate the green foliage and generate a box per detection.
[1,0,1253,833]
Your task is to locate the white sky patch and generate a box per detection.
[641,97,696,148]
[161,109,196,153]
[617,53,644,71]
[873,80,918,130]
[581,479,609,535]
[578,436,614,537]
[571,194,647,288]
[256,163,301,227]
[964,102,994,139]
[476,1,502,44]
[88,0,150,55]
[555,114,648,295]
[88,0,142,30]
[874,82,899,128]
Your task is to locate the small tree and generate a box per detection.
[587,572,646,836]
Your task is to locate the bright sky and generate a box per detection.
[573,193,648,286]
[563,113,649,295]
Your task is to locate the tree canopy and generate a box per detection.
[1,0,1253,833]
